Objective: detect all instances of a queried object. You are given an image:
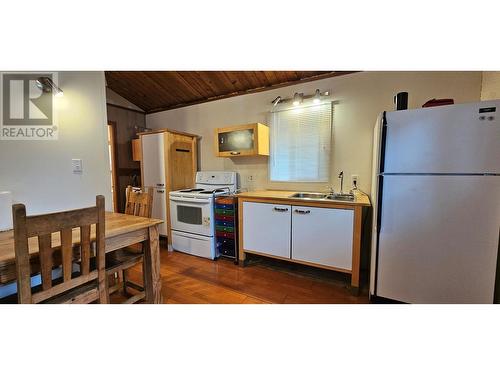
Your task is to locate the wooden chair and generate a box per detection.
[124,185,154,218]
[12,195,108,304]
[106,186,153,303]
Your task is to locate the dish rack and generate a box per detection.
[214,196,238,263]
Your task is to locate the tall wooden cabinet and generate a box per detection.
[138,129,198,243]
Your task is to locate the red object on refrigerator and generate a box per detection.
[422,98,454,107]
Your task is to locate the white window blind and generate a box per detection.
[270,103,332,182]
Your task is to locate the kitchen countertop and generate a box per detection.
[236,190,371,207]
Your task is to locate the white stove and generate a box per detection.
[169,171,238,259]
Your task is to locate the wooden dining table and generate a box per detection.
[0,212,163,303]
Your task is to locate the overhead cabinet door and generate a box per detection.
[291,206,354,270]
[242,202,291,258]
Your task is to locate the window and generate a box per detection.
[269,102,332,182]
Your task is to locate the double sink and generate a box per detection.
[289,192,355,202]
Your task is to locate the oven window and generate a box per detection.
[177,205,203,225]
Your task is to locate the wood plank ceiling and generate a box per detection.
[105,71,355,113]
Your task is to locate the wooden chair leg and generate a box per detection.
[107,273,116,289]
[142,260,147,295]
[122,269,128,296]
[103,275,110,304]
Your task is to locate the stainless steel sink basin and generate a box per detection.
[326,193,355,201]
[289,192,328,200]
[289,192,355,202]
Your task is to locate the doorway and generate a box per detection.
[107,122,119,212]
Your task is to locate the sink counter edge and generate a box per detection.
[236,190,371,207]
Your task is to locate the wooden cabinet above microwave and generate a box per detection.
[214,123,269,157]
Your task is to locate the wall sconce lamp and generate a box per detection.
[270,89,330,107]
[35,77,64,97]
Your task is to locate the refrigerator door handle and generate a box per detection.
[379,111,388,174]
[376,175,384,231]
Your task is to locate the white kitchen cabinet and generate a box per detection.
[141,133,168,236]
[142,133,166,188]
[291,206,354,270]
[242,202,291,258]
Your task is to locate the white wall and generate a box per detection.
[146,71,482,196]
[481,72,500,100]
[0,71,112,215]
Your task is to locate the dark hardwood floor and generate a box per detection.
[112,245,370,304]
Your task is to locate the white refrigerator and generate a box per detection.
[370,100,500,303]
[141,133,168,236]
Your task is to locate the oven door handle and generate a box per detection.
[169,197,211,204]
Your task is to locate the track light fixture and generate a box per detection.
[313,89,321,104]
[293,93,303,106]
[35,77,64,97]
[270,89,330,107]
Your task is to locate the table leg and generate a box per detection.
[143,224,162,303]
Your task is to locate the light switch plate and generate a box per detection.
[72,159,83,174]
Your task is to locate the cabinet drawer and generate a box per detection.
[242,202,291,259]
[291,206,354,270]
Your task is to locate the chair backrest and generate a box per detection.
[124,186,153,218]
[12,195,107,304]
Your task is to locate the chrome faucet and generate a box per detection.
[338,171,344,194]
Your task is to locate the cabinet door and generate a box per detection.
[168,133,196,191]
[153,189,168,236]
[131,138,141,162]
[291,206,354,270]
[141,133,165,187]
[218,128,255,155]
[141,133,167,235]
[243,202,291,258]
